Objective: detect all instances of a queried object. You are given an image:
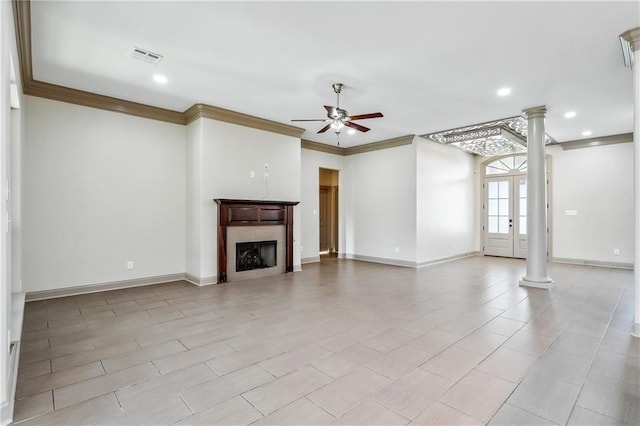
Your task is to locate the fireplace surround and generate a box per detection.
[214,199,299,282]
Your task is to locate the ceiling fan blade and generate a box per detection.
[317,123,333,134]
[348,112,384,121]
[291,119,328,122]
[344,121,370,133]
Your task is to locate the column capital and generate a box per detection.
[522,105,547,119]
[621,27,640,52]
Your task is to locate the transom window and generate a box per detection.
[485,155,527,175]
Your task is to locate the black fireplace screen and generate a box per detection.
[236,240,277,272]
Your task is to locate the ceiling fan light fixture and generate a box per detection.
[331,120,344,130]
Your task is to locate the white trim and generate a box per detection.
[345,254,417,268]
[184,273,218,286]
[301,256,320,264]
[552,257,633,270]
[519,279,553,289]
[346,252,481,269]
[25,273,187,301]
[416,252,482,268]
[1,401,10,426]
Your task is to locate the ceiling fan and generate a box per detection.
[292,83,384,136]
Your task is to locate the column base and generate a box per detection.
[632,322,640,338]
[519,276,553,289]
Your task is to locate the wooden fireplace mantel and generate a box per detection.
[214,199,299,283]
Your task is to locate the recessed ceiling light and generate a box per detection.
[153,74,168,84]
[347,129,356,135]
[497,87,511,97]
[564,111,577,119]
[582,130,592,136]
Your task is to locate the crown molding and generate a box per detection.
[185,104,304,137]
[301,139,345,156]
[302,135,415,156]
[343,135,414,155]
[12,0,303,136]
[559,132,633,150]
[12,0,32,88]
[26,80,187,125]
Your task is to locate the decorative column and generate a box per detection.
[520,106,553,289]
[621,27,640,337]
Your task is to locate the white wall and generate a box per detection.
[185,120,203,279]
[1,0,23,422]
[416,137,479,263]
[549,143,634,265]
[185,118,301,281]
[23,96,186,291]
[0,0,12,418]
[300,148,345,262]
[344,142,417,264]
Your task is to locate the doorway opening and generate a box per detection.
[319,168,339,258]
[482,154,550,259]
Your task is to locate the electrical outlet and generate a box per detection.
[613,249,620,256]
[127,261,134,270]
[394,246,400,253]
[250,170,255,178]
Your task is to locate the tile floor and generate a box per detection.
[13,256,640,425]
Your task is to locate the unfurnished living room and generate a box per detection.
[1,1,639,425]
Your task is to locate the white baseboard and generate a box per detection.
[301,256,320,264]
[184,273,217,286]
[25,273,188,301]
[345,251,481,269]
[552,257,633,270]
[345,254,416,268]
[416,251,481,268]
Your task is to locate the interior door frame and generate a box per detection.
[480,153,552,260]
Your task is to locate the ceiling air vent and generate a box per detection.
[130,47,163,65]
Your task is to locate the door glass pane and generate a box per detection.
[488,181,498,198]
[519,179,527,235]
[488,217,498,233]
[498,181,508,197]
[487,179,510,235]
[488,199,498,215]
[499,199,509,216]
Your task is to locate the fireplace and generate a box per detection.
[214,199,299,282]
[236,240,277,272]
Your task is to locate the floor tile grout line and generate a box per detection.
[562,281,628,424]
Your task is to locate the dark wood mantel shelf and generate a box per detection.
[214,199,299,283]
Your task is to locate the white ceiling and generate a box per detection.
[30,1,639,148]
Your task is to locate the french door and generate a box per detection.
[483,176,527,258]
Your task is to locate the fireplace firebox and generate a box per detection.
[236,240,277,272]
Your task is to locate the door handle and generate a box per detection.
[509,218,513,228]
